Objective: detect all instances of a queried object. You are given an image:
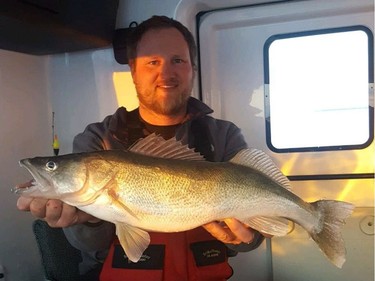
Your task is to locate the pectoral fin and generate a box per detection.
[244,216,290,236]
[116,223,151,262]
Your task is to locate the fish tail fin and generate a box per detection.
[310,200,355,268]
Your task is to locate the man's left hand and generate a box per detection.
[203,218,255,244]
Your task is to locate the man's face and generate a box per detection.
[130,28,194,117]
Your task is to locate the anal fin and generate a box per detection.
[116,223,151,262]
[244,216,290,236]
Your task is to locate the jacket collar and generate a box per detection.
[108,97,213,135]
[186,96,214,118]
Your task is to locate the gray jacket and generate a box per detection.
[63,97,263,274]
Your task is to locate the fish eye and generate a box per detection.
[46,161,58,171]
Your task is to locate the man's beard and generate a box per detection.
[137,81,193,116]
[150,92,189,115]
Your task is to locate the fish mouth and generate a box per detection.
[12,159,51,196]
[11,179,37,195]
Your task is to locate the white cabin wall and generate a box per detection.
[48,49,124,154]
[117,0,181,28]
[0,50,50,280]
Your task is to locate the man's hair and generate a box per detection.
[127,15,197,68]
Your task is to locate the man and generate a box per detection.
[17,16,265,280]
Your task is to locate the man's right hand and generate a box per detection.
[16,181,100,228]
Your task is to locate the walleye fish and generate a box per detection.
[13,134,354,267]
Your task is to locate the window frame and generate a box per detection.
[263,25,374,153]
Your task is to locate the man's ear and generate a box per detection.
[128,59,136,75]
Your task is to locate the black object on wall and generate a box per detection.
[113,21,138,64]
[0,0,119,55]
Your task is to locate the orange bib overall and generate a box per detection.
[100,227,233,281]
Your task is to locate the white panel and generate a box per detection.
[272,207,374,281]
[117,0,180,28]
[198,0,374,203]
[229,239,272,281]
[49,49,132,154]
[0,49,49,280]
[197,1,374,281]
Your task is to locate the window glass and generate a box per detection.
[264,26,374,152]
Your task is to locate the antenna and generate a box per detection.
[52,112,59,156]
[52,111,55,144]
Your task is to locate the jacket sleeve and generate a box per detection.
[221,121,248,161]
[73,121,109,153]
[63,222,115,274]
[64,121,116,274]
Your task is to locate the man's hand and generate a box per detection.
[16,181,100,228]
[203,218,255,244]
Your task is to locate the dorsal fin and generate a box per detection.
[230,148,291,190]
[129,133,204,161]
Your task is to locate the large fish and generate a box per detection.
[13,134,354,267]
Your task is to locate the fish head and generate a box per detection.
[15,151,120,205]
[15,153,90,199]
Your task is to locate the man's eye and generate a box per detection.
[173,58,184,64]
[148,60,159,65]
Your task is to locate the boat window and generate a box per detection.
[264,26,374,152]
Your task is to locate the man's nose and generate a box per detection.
[159,62,175,78]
